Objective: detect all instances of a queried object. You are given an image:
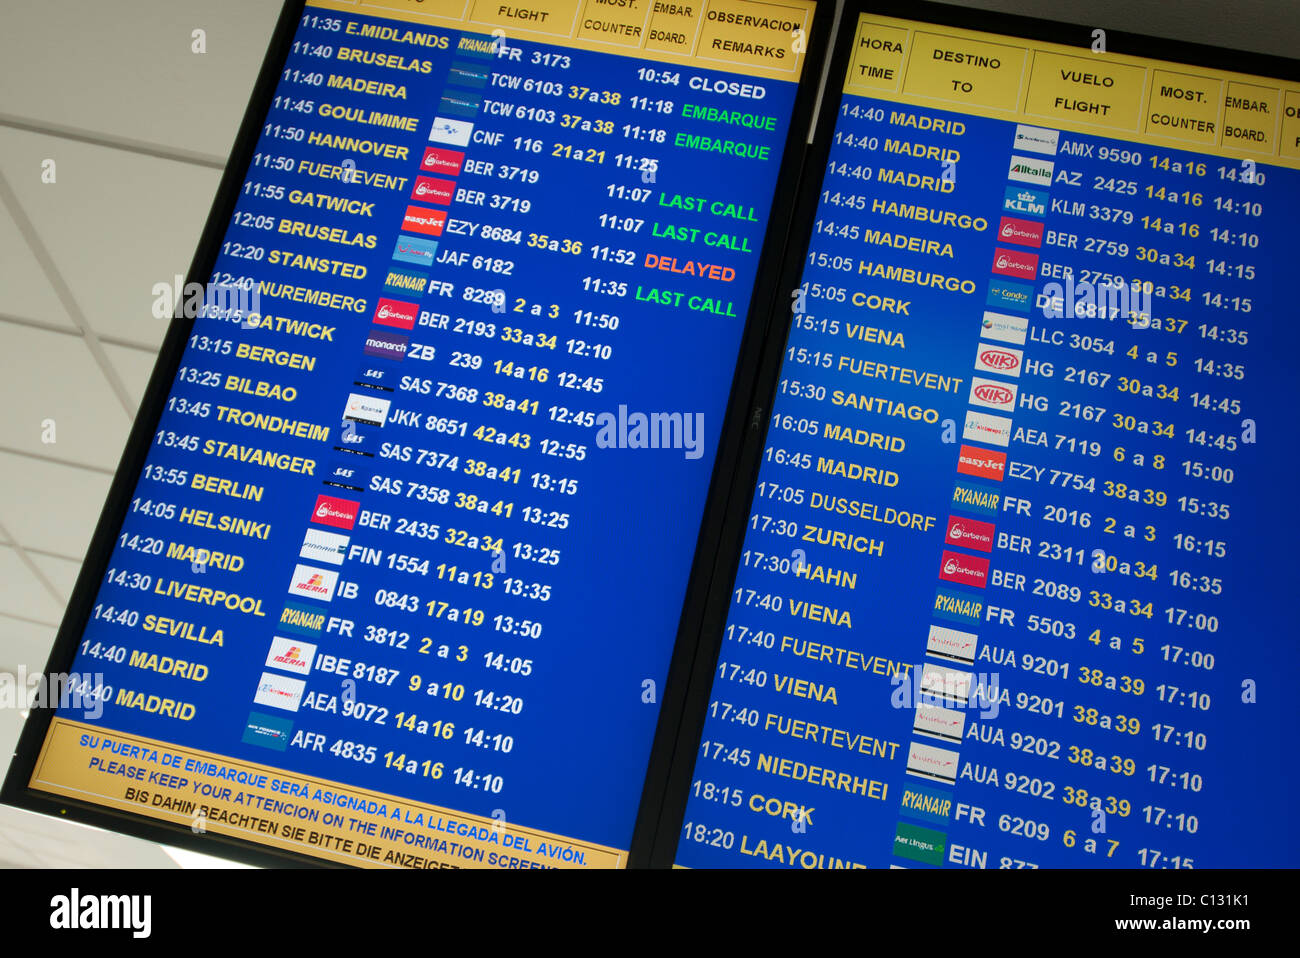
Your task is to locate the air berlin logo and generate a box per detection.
[946,515,995,552]
[412,176,455,206]
[312,494,360,530]
[422,146,465,176]
[992,247,1039,279]
[940,549,989,587]
[373,298,418,330]
[998,216,1044,247]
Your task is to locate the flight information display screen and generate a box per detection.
[674,10,1299,868]
[18,0,818,868]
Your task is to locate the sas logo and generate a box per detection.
[311,494,360,530]
[906,741,960,786]
[242,711,293,751]
[322,458,370,493]
[364,328,409,362]
[956,444,1006,482]
[980,310,1028,346]
[921,662,973,707]
[300,528,349,566]
[265,636,317,677]
[421,146,465,176]
[1003,185,1048,218]
[969,375,1018,412]
[412,175,455,206]
[914,703,966,743]
[288,563,338,602]
[986,279,1034,313]
[393,233,438,267]
[1007,153,1054,186]
[429,116,473,147]
[945,515,995,553]
[952,480,1000,516]
[933,586,983,626]
[899,783,954,825]
[253,671,307,713]
[1013,124,1060,155]
[926,623,978,666]
[373,298,418,331]
[974,344,1023,377]
[894,821,947,865]
[963,409,1013,448]
[279,601,325,638]
[940,549,989,589]
[344,392,392,427]
[992,246,1039,280]
[402,205,446,237]
[997,216,1044,248]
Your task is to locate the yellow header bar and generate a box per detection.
[846,12,1300,169]
[308,0,815,82]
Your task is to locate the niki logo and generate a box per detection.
[969,375,1018,412]
[974,344,1023,377]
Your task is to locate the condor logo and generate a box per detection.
[974,344,1022,377]
[940,549,989,588]
[998,216,1044,248]
[956,444,1006,481]
[402,205,446,236]
[373,298,418,331]
[422,146,465,176]
[312,494,359,530]
[945,515,995,553]
[992,247,1039,280]
[412,176,455,206]
[969,376,1017,412]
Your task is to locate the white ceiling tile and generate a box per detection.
[0,451,111,560]
[0,0,279,159]
[0,323,131,469]
[0,127,222,348]
[103,343,162,412]
[0,210,74,330]
[0,617,58,674]
[0,547,65,627]
[28,551,83,605]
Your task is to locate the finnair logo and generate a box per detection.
[50,889,151,938]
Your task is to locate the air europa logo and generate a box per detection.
[975,344,1023,376]
[963,410,1012,447]
[969,375,1018,412]
[992,246,1039,280]
[312,494,360,530]
[945,515,995,552]
[998,216,1044,248]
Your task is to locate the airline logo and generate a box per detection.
[353,363,399,394]
[402,205,446,237]
[894,821,947,866]
[998,216,1044,248]
[952,480,1000,517]
[366,306,410,343]
[980,311,1028,345]
[926,624,978,665]
[957,444,1006,482]
[1003,185,1047,218]
[421,146,465,177]
[899,783,954,825]
[344,392,391,427]
[383,266,429,298]
[448,61,490,89]
[393,234,438,267]
[974,343,1023,378]
[992,246,1039,280]
[265,636,317,677]
[429,116,473,147]
[439,91,482,119]
[940,549,989,588]
[963,409,1012,448]
[1008,153,1054,186]
[914,703,966,743]
[312,494,359,530]
[921,663,973,707]
[288,563,338,602]
[279,601,324,638]
[986,279,1033,313]
[254,672,306,713]
[322,458,369,492]
[412,176,455,206]
[969,375,1018,413]
[1014,124,1060,155]
[300,528,349,566]
[945,515,995,553]
[933,586,983,626]
[242,711,293,751]
[364,329,409,362]
[907,741,960,785]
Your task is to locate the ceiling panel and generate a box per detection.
[103,343,162,412]
[0,451,111,561]
[0,548,64,627]
[0,617,59,675]
[0,211,73,330]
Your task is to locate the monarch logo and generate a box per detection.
[429,116,473,147]
[300,528,349,566]
[956,444,1006,481]
[997,216,1044,248]
[963,410,1012,447]
[1013,124,1059,155]
[906,741,960,785]
[242,710,293,751]
[927,624,978,665]
[364,329,409,362]
[952,480,1000,516]
[974,344,1022,377]
[933,586,983,626]
[393,233,437,266]
[344,392,391,427]
[312,494,359,530]
[894,821,947,865]
[288,563,338,602]
[253,671,306,712]
[986,279,1033,313]
[969,376,1017,412]
[1002,185,1047,218]
[412,175,455,206]
[980,311,1027,345]
[945,515,994,553]
[940,549,989,588]
[402,205,446,236]
[421,146,465,176]
[899,783,954,825]
[265,636,317,676]
[914,703,966,743]
[1007,153,1054,186]
[992,246,1039,280]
